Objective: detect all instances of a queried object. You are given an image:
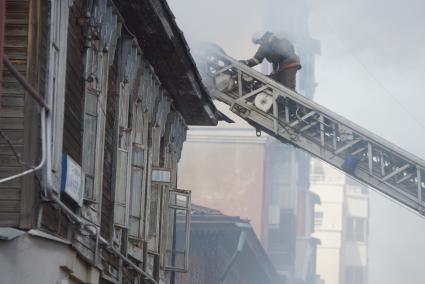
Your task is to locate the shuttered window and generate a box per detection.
[147,127,162,252]
[128,106,148,240]
[63,1,84,168]
[82,88,99,201]
[114,80,132,226]
[47,0,71,191]
[100,52,118,240]
[113,38,139,228]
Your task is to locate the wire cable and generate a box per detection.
[320,18,425,133]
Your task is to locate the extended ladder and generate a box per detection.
[196,44,425,216]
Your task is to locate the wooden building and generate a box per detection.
[0,0,219,283]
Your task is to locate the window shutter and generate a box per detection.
[113,39,139,227]
[47,0,71,192]
[128,104,147,239]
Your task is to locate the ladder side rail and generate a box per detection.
[242,106,425,213]
[203,51,425,214]
[216,52,425,168]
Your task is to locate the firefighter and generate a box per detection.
[240,31,301,90]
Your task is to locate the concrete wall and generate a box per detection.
[310,159,369,284]
[0,233,100,284]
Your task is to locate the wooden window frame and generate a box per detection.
[128,103,148,241]
[164,188,191,273]
[113,38,139,229]
[45,0,72,193]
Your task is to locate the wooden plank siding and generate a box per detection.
[62,1,84,165]
[0,0,28,227]
[0,0,195,282]
[101,52,118,240]
[21,0,49,228]
[0,0,48,228]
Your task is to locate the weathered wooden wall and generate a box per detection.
[63,0,84,165]
[0,0,192,282]
[0,0,29,227]
[0,0,47,228]
[21,0,49,229]
[101,50,118,241]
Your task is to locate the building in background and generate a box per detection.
[179,0,322,283]
[261,138,321,283]
[178,126,267,236]
[310,159,369,284]
[175,205,281,284]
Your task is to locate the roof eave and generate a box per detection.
[113,0,219,126]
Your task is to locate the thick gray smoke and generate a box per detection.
[168,0,425,283]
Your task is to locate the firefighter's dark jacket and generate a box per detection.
[246,35,301,72]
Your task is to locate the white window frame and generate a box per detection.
[165,188,191,273]
[113,38,139,228]
[45,0,72,193]
[128,102,148,240]
[81,3,120,207]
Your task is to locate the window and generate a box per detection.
[46,0,71,192]
[346,217,367,242]
[314,211,324,228]
[81,8,120,204]
[165,189,191,272]
[345,266,366,284]
[113,38,139,228]
[128,105,147,240]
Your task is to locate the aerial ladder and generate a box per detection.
[196,44,425,216]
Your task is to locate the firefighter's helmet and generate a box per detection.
[251,30,268,44]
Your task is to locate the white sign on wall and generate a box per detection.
[60,154,84,206]
[151,168,172,185]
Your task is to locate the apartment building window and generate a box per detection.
[346,217,367,242]
[345,266,366,284]
[314,211,324,228]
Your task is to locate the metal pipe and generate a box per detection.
[0,56,50,184]
[110,246,158,284]
[2,56,50,111]
[0,4,156,282]
[35,27,158,284]
[118,258,123,283]
[46,192,159,284]
[0,108,47,183]
[170,204,177,284]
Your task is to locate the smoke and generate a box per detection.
[168,0,425,283]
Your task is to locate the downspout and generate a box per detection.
[41,124,157,283]
[45,191,159,284]
[0,53,158,284]
[219,224,249,284]
[0,57,48,184]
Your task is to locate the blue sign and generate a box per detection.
[60,154,84,206]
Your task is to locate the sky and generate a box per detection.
[168,0,425,283]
